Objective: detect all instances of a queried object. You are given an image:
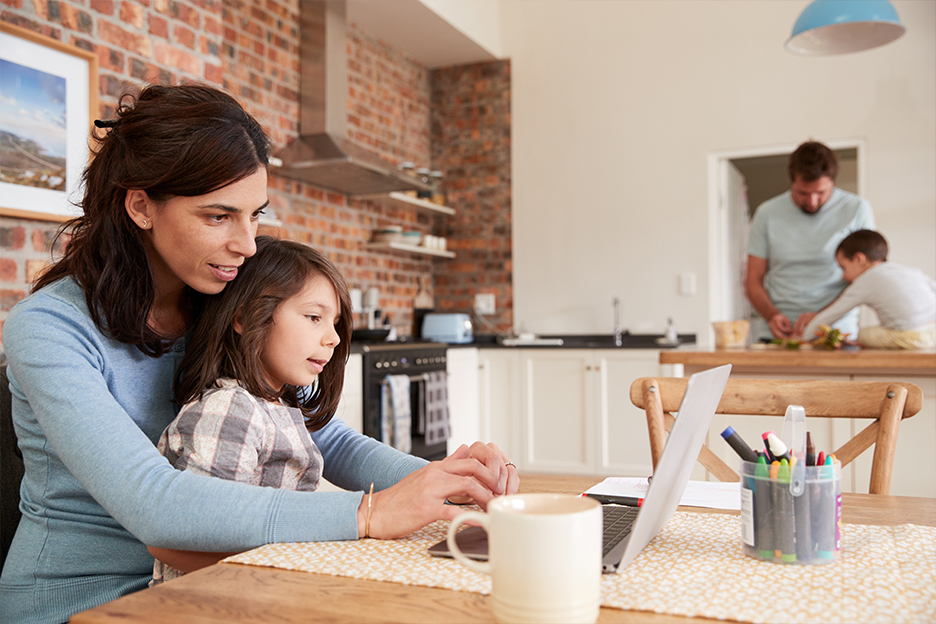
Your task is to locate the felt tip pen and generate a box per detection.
[583,493,644,507]
[806,431,816,467]
[720,426,760,463]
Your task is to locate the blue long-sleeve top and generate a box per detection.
[0,277,426,624]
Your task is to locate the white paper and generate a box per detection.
[583,476,741,511]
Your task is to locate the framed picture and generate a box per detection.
[1,22,98,222]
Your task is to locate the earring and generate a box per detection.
[141,220,147,227]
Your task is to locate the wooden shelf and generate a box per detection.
[361,192,456,216]
[365,241,455,258]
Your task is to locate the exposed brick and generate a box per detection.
[154,39,201,75]
[25,260,51,284]
[96,44,126,72]
[148,13,169,38]
[0,290,26,311]
[0,258,17,283]
[173,23,195,49]
[90,0,114,16]
[119,0,144,28]
[203,62,222,84]
[0,226,26,251]
[98,20,152,57]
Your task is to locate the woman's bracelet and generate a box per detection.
[365,482,374,538]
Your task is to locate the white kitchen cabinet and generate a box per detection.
[446,347,481,455]
[477,349,662,476]
[335,353,363,433]
[478,349,522,462]
[320,353,363,492]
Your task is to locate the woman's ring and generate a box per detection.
[505,462,516,469]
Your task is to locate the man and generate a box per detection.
[744,141,875,342]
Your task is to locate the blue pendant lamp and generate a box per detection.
[786,0,906,55]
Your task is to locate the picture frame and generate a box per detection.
[1,22,98,222]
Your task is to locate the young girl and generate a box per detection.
[151,236,353,582]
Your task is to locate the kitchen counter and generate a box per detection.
[660,346,936,376]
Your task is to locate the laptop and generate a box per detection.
[428,364,732,574]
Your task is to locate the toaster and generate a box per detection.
[421,313,473,344]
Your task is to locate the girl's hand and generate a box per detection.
[359,444,518,540]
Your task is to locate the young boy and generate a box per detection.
[799,230,936,349]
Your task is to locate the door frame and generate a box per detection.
[706,138,867,346]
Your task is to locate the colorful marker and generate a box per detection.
[806,432,816,467]
[763,431,792,462]
[817,455,837,560]
[721,426,760,463]
[817,451,826,468]
[754,454,774,559]
[777,459,796,562]
[770,460,781,558]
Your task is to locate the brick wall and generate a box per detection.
[431,60,513,333]
[1,1,511,351]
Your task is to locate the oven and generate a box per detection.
[360,342,449,461]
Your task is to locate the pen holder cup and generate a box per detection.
[739,460,841,565]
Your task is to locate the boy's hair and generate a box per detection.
[836,229,888,263]
[175,236,353,431]
[35,84,271,357]
[788,141,838,182]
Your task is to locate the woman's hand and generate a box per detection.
[465,440,519,497]
[359,443,519,540]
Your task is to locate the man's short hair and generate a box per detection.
[788,141,838,182]
[837,229,888,262]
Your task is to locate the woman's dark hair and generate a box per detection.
[34,84,271,356]
[788,141,838,183]
[175,236,353,431]
[837,229,888,263]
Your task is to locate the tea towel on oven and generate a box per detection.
[422,371,450,446]
[381,374,412,453]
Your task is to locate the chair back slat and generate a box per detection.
[629,375,923,495]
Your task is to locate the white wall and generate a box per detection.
[421,0,502,57]
[500,0,936,342]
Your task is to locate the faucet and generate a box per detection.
[613,297,623,347]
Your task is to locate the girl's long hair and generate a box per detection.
[175,237,353,431]
[34,84,271,356]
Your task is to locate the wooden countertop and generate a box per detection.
[660,346,936,375]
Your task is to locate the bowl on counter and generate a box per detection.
[712,320,750,349]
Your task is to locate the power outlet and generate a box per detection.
[474,293,496,315]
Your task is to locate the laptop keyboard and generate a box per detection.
[602,505,639,556]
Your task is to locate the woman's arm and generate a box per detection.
[4,290,364,550]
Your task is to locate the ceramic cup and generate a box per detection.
[446,493,602,624]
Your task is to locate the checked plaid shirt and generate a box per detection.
[152,378,323,583]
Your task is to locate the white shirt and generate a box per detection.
[803,262,936,338]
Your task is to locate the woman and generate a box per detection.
[0,84,517,624]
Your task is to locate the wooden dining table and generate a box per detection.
[71,474,936,623]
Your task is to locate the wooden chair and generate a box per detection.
[629,377,922,495]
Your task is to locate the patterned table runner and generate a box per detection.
[223,512,936,623]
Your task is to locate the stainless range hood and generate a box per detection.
[272,0,430,196]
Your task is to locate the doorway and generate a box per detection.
[707,141,865,344]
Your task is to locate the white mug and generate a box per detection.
[446,493,602,624]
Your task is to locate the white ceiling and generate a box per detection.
[347,0,499,68]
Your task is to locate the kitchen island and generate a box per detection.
[659,346,936,498]
[659,345,936,377]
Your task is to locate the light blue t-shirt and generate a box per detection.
[747,187,874,340]
[1,277,426,624]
